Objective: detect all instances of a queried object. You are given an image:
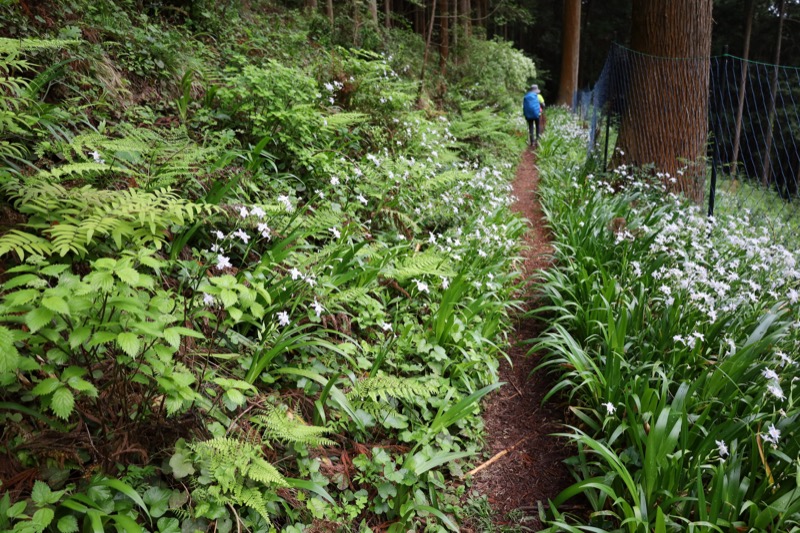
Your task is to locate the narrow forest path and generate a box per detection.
[468,146,573,531]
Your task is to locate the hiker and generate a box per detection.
[523,84,542,146]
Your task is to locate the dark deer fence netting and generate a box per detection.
[579,43,800,239]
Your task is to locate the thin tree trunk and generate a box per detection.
[731,0,754,177]
[557,0,581,107]
[615,0,713,202]
[440,0,449,75]
[326,0,333,26]
[384,0,391,28]
[418,0,438,102]
[460,0,471,37]
[761,0,785,186]
[306,0,318,9]
[368,0,378,26]
[353,0,361,46]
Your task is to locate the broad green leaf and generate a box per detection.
[0,325,20,374]
[67,377,98,397]
[169,451,195,479]
[68,326,92,349]
[219,289,238,308]
[3,273,40,290]
[7,500,27,518]
[31,377,61,396]
[41,296,70,315]
[31,507,55,530]
[115,266,140,286]
[5,288,40,307]
[31,480,53,505]
[60,366,87,380]
[163,328,181,349]
[25,307,54,333]
[117,332,141,357]
[223,389,246,410]
[51,387,75,420]
[57,515,79,533]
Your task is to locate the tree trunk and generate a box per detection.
[305,0,318,10]
[326,0,333,26]
[730,0,754,177]
[384,0,391,28]
[459,0,471,37]
[761,0,785,187]
[439,0,450,75]
[557,0,581,107]
[368,0,379,26]
[418,0,438,102]
[615,0,713,202]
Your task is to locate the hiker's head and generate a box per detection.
[530,84,540,94]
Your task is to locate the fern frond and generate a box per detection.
[251,406,334,447]
[384,248,455,282]
[347,375,438,404]
[0,37,80,54]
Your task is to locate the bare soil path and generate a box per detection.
[468,147,573,530]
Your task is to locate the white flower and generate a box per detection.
[239,206,249,218]
[777,350,795,366]
[330,226,341,239]
[380,322,393,332]
[251,206,266,219]
[214,230,225,240]
[357,194,368,205]
[203,293,215,306]
[216,254,232,270]
[441,276,450,290]
[90,150,105,164]
[311,299,324,318]
[257,223,272,239]
[763,424,781,446]
[210,243,222,253]
[715,439,729,458]
[305,275,317,287]
[278,195,294,212]
[767,383,785,401]
[233,228,250,244]
[276,311,290,327]
[478,249,488,258]
[763,368,780,381]
[330,176,340,186]
[603,402,616,415]
[413,279,429,293]
[290,268,302,280]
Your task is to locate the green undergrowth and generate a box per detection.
[536,110,800,531]
[0,1,540,532]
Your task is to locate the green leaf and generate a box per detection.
[3,273,40,290]
[31,377,61,396]
[223,389,246,410]
[163,328,181,349]
[5,288,40,307]
[219,289,238,307]
[41,296,70,315]
[117,332,141,357]
[7,500,27,518]
[31,507,55,530]
[168,451,195,479]
[143,486,172,518]
[0,325,20,374]
[57,515,79,533]
[115,266,140,286]
[31,480,53,506]
[67,377,98,397]
[50,387,75,420]
[25,306,54,333]
[68,325,92,349]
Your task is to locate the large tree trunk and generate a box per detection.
[368,0,379,26]
[440,0,449,75]
[459,0,471,37]
[761,0,785,187]
[730,0,754,177]
[557,0,581,107]
[615,0,713,202]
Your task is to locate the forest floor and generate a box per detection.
[467,146,574,531]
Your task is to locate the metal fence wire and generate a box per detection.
[578,43,800,238]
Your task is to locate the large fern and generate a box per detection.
[0,181,219,258]
[383,247,455,283]
[251,405,335,447]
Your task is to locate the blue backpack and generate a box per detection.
[523,92,540,120]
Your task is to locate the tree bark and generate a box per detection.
[440,0,450,75]
[761,0,785,187]
[368,0,379,26]
[418,0,438,102]
[459,0,471,37]
[557,0,581,107]
[305,0,318,9]
[326,0,333,26]
[730,0,754,177]
[384,0,391,28]
[615,0,713,202]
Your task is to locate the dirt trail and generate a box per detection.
[468,147,573,530]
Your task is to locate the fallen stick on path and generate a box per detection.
[468,435,531,476]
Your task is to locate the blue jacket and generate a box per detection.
[523,91,541,119]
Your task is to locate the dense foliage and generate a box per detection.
[537,111,800,531]
[0,2,539,531]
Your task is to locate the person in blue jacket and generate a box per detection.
[523,84,542,146]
